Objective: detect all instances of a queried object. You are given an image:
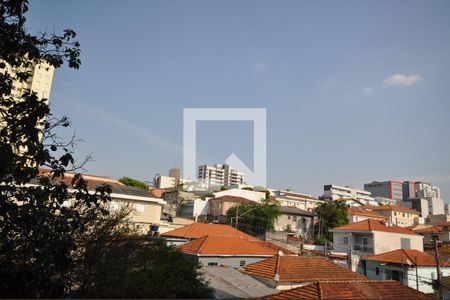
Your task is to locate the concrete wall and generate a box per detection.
[198,255,271,268]
[274,214,312,235]
[373,231,423,254]
[213,189,265,203]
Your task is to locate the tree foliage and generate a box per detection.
[0,1,212,298]
[315,201,348,243]
[226,200,281,236]
[119,176,148,189]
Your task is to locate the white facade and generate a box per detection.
[272,190,324,212]
[374,197,397,205]
[365,260,450,294]
[322,184,374,204]
[213,188,265,203]
[198,164,245,187]
[416,182,441,199]
[155,175,176,189]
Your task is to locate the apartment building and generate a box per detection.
[321,184,374,205]
[154,175,176,189]
[401,196,444,219]
[272,190,324,212]
[416,181,441,199]
[197,164,245,187]
[359,205,419,227]
[2,59,54,101]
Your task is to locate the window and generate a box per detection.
[375,267,380,275]
[343,237,349,245]
[288,215,291,220]
[239,260,246,267]
[208,262,218,266]
[401,238,411,249]
[136,203,146,213]
[293,216,297,221]
[362,237,369,245]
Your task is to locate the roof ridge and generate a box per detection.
[317,281,323,299]
[196,235,209,254]
[402,249,415,265]
[184,223,196,238]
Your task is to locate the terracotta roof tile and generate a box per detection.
[360,204,419,215]
[332,219,419,235]
[363,249,447,267]
[161,223,256,240]
[241,256,366,283]
[211,195,254,202]
[263,280,432,299]
[346,207,387,220]
[177,235,279,256]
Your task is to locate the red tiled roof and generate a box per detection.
[252,240,296,255]
[161,223,256,240]
[241,255,366,283]
[363,249,447,267]
[177,235,284,256]
[211,195,254,202]
[347,207,387,220]
[414,225,445,234]
[332,219,419,235]
[262,280,432,299]
[360,204,419,215]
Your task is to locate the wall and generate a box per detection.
[213,189,265,202]
[197,255,271,268]
[372,231,423,254]
[365,260,450,294]
[332,232,353,253]
[274,214,312,236]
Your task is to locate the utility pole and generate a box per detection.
[235,203,239,229]
[433,236,443,300]
[415,256,419,291]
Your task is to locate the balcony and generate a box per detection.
[352,244,374,253]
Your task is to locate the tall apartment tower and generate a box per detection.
[2,60,54,101]
[364,181,403,202]
[197,164,245,187]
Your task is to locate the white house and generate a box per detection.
[330,219,423,272]
[362,248,450,294]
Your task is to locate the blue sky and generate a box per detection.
[27,1,450,200]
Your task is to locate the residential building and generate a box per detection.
[198,164,245,187]
[402,197,444,219]
[416,181,441,199]
[445,204,450,215]
[321,184,374,205]
[154,175,176,189]
[429,214,450,224]
[272,190,324,212]
[364,180,403,202]
[374,197,397,205]
[36,169,166,234]
[274,206,313,237]
[162,190,199,217]
[346,207,387,224]
[169,168,180,185]
[209,195,253,223]
[331,219,423,271]
[241,255,366,290]
[2,59,54,101]
[177,235,287,267]
[411,225,450,247]
[213,188,265,203]
[161,222,255,246]
[179,199,209,221]
[261,280,431,299]
[359,204,419,227]
[201,266,277,299]
[363,248,450,294]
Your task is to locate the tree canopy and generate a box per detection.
[315,201,348,243]
[119,176,149,189]
[0,1,212,298]
[226,200,281,236]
